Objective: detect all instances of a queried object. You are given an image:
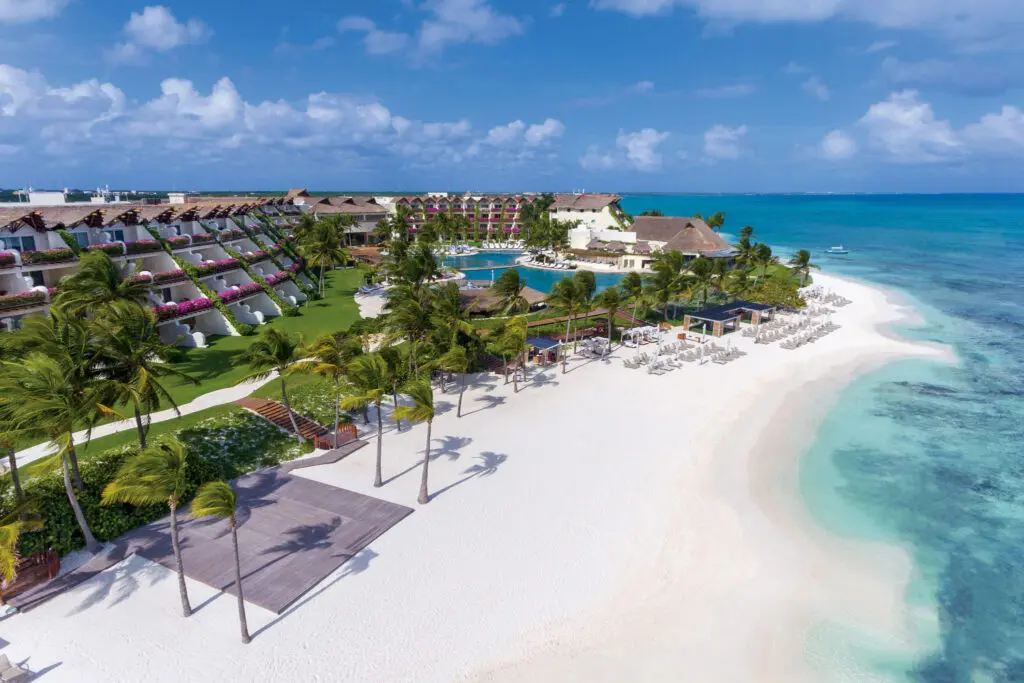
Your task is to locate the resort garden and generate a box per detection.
[0,204,814,635]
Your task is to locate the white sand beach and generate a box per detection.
[1,272,952,683]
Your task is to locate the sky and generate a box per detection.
[2,0,1024,193]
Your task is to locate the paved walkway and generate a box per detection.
[14,373,279,467]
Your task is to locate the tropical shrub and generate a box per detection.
[83,242,125,256]
[242,250,269,264]
[218,228,245,241]
[194,259,241,276]
[0,290,46,312]
[264,271,291,286]
[153,269,187,284]
[124,239,163,255]
[55,229,82,255]
[190,233,215,245]
[0,251,16,267]
[167,235,191,249]
[153,297,213,322]
[21,248,76,264]
[218,283,264,303]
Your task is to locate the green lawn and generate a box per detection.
[158,268,364,405]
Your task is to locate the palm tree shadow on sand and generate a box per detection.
[251,547,380,638]
[461,394,506,417]
[383,435,472,485]
[429,451,509,501]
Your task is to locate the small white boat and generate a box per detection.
[825,245,849,255]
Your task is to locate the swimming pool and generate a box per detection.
[441,251,625,294]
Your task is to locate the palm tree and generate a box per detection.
[595,286,623,355]
[102,437,193,616]
[788,249,820,286]
[572,270,597,348]
[299,217,349,297]
[339,353,391,488]
[54,251,155,315]
[754,242,775,282]
[238,328,305,444]
[621,271,644,325]
[498,316,529,393]
[0,505,44,594]
[490,269,530,315]
[0,353,105,553]
[738,225,755,241]
[392,379,435,505]
[385,285,433,378]
[440,345,470,417]
[0,408,26,503]
[95,302,198,450]
[706,211,726,232]
[294,333,360,449]
[686,257,715,308]
[546,277,582,374]
[638,209,664,216]
[726,267,754,298]
[733,236,757,270]
[190,481,250,643]
[648,250,688,319]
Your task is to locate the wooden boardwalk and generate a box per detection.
[281,440,368,472]
[10,468,412,614]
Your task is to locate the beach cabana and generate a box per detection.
[682,300,777,337]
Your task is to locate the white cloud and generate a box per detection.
[696,83,755,99]
[525,118,566,144]
[0,63,496,167]
[784,61,806,75]
[579,145,615,170]
[963,106,1024,151]
[484,120,525,145]
[0,0,65,22]
[419,0,524,53]
[630,80,655,93]
[819,130,857,159]
[550,2,566,17]
[108,6,210,64]
[857,90,960,163]
[590,0,1024,43]
[703,124,748,160]
[617,128,670,171]
[865,39,898,53]
[574,80,655,107]
[802,76,830,101]
[342,1,523,58]
[338,16,411,55]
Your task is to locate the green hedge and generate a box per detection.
[5,409,313,556]
[6,444,221,556]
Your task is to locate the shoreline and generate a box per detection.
[464,272,952,683]
[0,271,953,683]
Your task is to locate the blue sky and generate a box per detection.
[2,0,1024,192]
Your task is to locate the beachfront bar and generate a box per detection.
[683,300,777,337]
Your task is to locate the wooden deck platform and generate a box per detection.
[10,468,412,614]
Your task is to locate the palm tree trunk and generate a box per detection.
[7,447,22,503]
[168,499,193,617]
[418,421,432,505]
[319,265,325,297]
[61,447,100,554]
[133,403,147,450]
[333,381,341,450]
[503,357,509,384]
[392,384,402,432]
[513,358,519,393]
[562,318,571,374]
[67,441,84,490]
[231,520,251,643]
[280,377,304,444]
[606,312,614,357]
[457,372,466,418]
[373,405,384,488]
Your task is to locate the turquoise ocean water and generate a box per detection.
[617,194,1024,682]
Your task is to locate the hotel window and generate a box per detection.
[28,271,44,287]
[71,232,89,248]
[107,229,125,242]
[0,235,36,252]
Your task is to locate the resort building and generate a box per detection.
[303,197,390,244]
[566,216,733,271]
[0,197,314,347]
[549,193,628,231]
[395,194,536,241]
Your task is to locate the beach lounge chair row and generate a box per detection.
[780,322,841,349]
[0,655,30,682]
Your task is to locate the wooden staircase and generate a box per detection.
[234,397,356,450]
